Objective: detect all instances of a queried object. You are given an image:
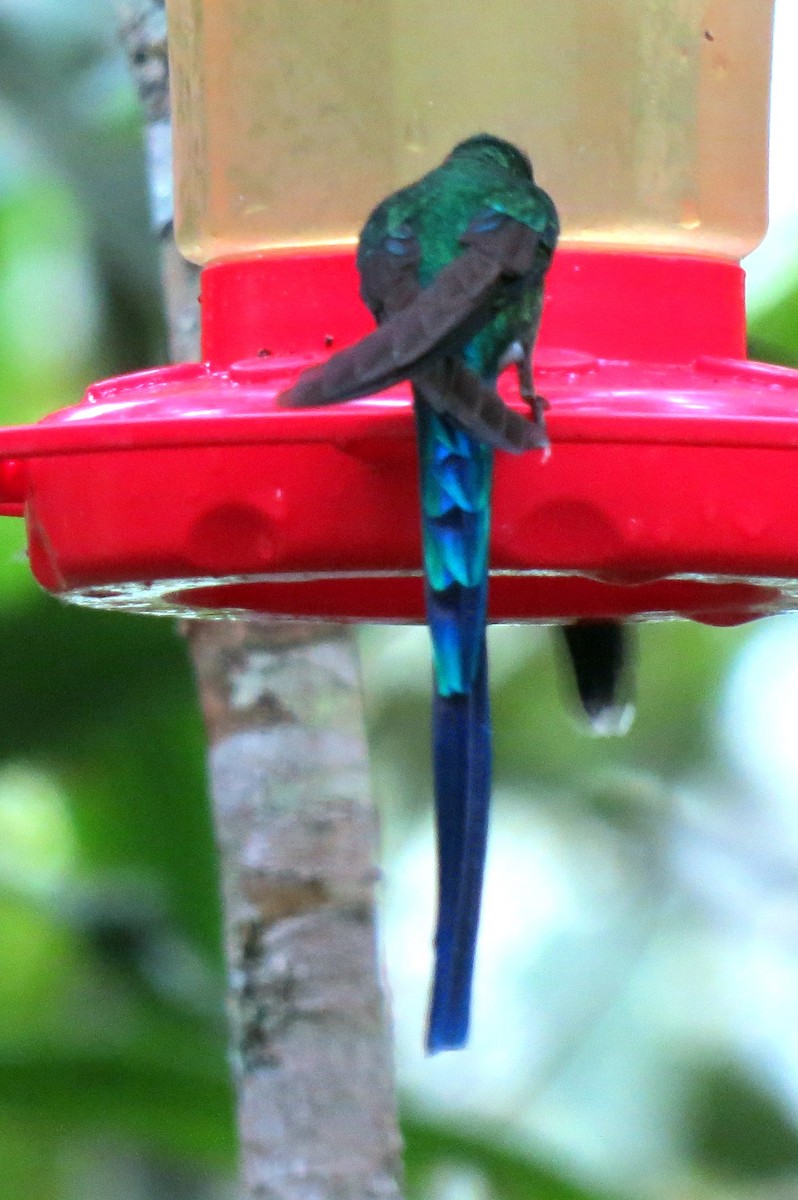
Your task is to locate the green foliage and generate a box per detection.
[402,1111,625,1200]
[749,282,798,368]
[687,1062,798,1183]
[0,9,232,1194]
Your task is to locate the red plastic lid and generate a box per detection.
[0,249,795,625]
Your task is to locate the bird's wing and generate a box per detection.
[413,359,547,454]
[279,212,541,408]
[359,223,423,320]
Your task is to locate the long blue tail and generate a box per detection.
[415,401,493,1053]
[427,624,491,1052]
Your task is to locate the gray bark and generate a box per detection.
[116,5,404,1197]
[187,623,403,1200]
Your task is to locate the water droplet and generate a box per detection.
[404,114,427,155]
[679,200,701,232]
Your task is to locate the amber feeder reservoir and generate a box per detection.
[0,1,793,629]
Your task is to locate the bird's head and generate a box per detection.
[448,134,534,182]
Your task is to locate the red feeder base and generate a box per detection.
[0,249,795,626]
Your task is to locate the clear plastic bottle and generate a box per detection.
[168,0,774,264]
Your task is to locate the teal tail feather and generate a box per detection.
[415,401,493,1052]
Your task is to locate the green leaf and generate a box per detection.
[687,1061,798,1181]
[0,1051,235,1169]
[0,1118,60,1200]
[749,282,798,368]
[401,1110,625,1200]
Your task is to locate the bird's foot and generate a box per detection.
[521,412,550,461]
[520,388,550,425]
[519,389,550,457]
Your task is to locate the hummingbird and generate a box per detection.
[559,620,635,736]
[280,134,558,1051]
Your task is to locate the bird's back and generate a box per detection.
[357,152,558,377]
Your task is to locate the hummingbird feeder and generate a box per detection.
[0,1,790,631]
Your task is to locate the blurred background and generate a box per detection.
[2,1,798,1198]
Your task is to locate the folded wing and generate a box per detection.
[279,213,541,423]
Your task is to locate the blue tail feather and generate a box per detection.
[428,581,487,696]
[427,637,491,1052]
[416,400,494,1052]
